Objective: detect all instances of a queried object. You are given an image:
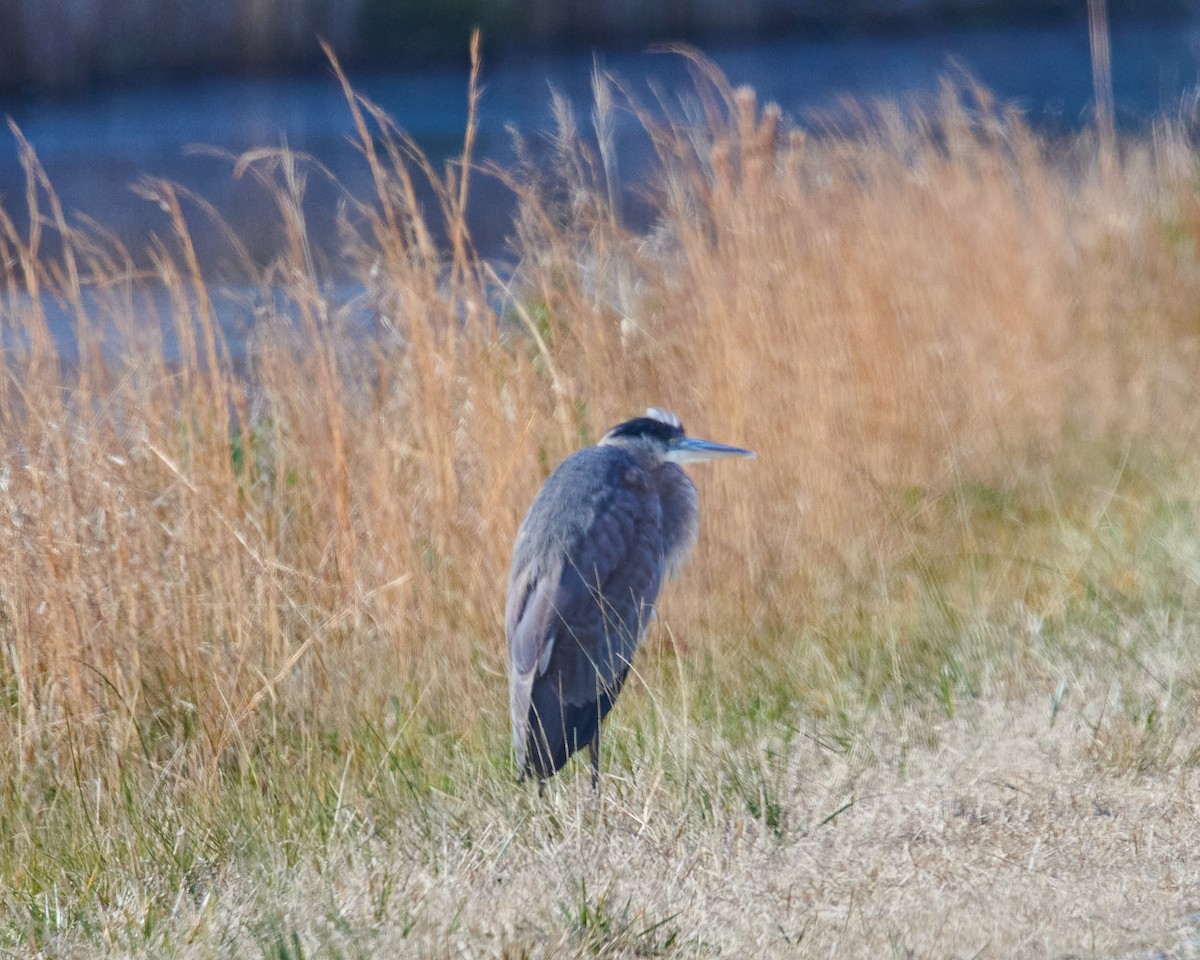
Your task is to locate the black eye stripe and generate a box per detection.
[605,417,685,443]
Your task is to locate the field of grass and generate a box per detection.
[3,49,1200,957]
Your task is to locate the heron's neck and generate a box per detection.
[658,463,700,576]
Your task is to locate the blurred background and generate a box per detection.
[1,1,1200,275]
[0,0,1197,94]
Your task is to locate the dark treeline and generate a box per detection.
[0,0,1190,95]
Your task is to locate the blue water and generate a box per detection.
[1,19,1199,354]
[4,20,1200,260]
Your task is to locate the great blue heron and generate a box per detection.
[506,408,754,788]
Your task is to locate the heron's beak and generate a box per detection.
[666,437,756,464]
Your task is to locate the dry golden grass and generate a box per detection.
[148,690,1200,959]
[3,46,1200,956]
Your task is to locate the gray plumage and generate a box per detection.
[506,408,754,786]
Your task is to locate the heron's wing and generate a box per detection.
[507,554,562,678]
[550,498,661,696]
[506,551,565,768]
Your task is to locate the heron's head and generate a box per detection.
[599,408,755,468]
